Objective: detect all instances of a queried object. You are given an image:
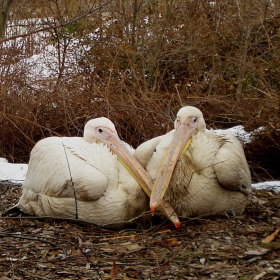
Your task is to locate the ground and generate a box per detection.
[0,182,279,280]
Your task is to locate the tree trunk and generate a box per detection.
[0,0,14,39]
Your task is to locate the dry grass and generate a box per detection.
[0,0,280,181]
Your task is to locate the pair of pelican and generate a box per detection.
[11,106,251,228]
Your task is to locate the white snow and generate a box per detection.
[251,181,280,193]
[209,125,264,145]
[0,160,28,183]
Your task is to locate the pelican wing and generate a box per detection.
[23,137,115,202]
[134,135,165,168]
[213,133,251,195]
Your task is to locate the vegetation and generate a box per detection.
[0,0,279,180]
[0,2,280,279]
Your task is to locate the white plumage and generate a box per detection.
[13,117,180,228]
[135,106,251,217]
[15,118,149,227]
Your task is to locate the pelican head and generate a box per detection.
[84,117,117,144]
[150,106,204,214]
[175,106,206,132]
[84,117,152,195]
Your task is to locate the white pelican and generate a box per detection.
[134,106,251,218]
[12,118,180,228]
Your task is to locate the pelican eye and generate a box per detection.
[98,128,103,133]
[193,117,197,122]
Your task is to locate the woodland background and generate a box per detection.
[0,0,279,181]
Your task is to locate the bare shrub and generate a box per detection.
[0,0,279,180]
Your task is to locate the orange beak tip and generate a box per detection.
[176,221,181,231]
[150,205,156,215]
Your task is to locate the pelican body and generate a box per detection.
[16,119,149,227]
[135,106,251,218]
[14,117,181,228]
[19,137,150,226]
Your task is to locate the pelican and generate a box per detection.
[12,117,180,228]
[134,106,251,218]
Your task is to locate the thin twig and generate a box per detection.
[0,233,58,247]
[62,141,79,220]
[0,0,114,43]
[78,237,103,280]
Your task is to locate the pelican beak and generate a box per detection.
[150,119,198,214]
[98,134,181,230]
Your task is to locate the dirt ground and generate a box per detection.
[0,182,279,280]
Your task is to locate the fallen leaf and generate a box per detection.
[262,228,280,244]
[200,257,206,265]
[254,271,267,280]
[71,248,81,255]
[111,260,118,276]
[48,250,62,255]
[165,237,179,246]
[244,247,270,256]
[212,263,224,271]
[100,234,138,241]
[262,242,280,250]
[155,230,171,235]
[119,241,142,252]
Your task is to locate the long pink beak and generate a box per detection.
[99,134,181,230]
[150,121,197,214]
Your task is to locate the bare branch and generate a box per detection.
[0,0,113,43]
